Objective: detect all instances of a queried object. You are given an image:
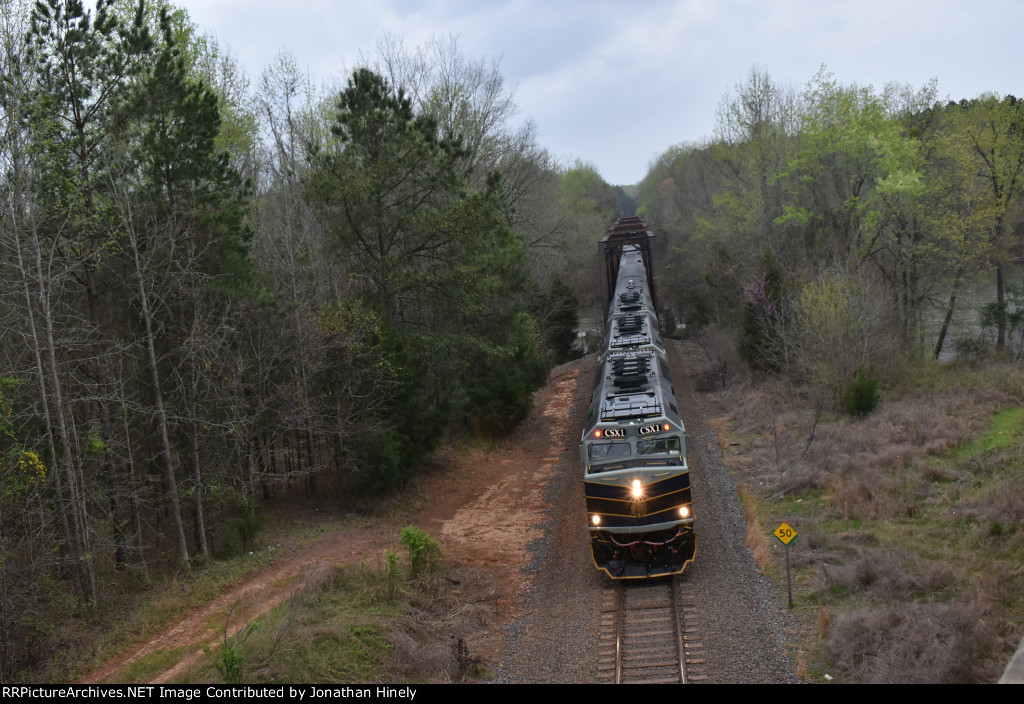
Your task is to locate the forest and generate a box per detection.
[0,0,627,678]
[2,0,1022,682]
[640,67,1024,396]
[635,68,1024,683]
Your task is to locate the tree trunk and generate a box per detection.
[39,247,96,607]
[934,273,961,361]
[182,367,208,559]
[12,215,85,602]
[129,228,191,570]
[996,262,1006,351]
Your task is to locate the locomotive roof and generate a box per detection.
[608,245,654,322]
[598,216,659,318]
[601,311,664,363]
[583,349,681,434]
[600,244,663,359]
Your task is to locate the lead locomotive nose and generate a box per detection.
[584,218,695,580]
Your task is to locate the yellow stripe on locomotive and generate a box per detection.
[583,217,696,579]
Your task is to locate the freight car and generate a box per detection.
[581,217,695,579]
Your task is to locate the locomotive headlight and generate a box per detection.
[631,479,643,499]
[591,514,601,526]
[679,505,691,519]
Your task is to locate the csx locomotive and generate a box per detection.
[581,217,695,579]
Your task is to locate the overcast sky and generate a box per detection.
[171,0,1024,186]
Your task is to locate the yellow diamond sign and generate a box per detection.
[774,522,797,545]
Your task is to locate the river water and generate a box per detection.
[925,268,1024,362]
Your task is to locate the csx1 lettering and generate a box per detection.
[581,218,696,580]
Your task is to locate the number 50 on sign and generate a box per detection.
[774,522,798,545]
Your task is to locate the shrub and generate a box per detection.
[529,275,580,364]
[232,499,268,554]
[400,525,442,579]
[843,368,880,417]
[358,430,408,496]
[827,603,979,683]
[794,272,898,402]
[464,312,549,435]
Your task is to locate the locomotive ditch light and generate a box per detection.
[593,430,602,438]
[631,479,643,499]
[679,506,690,519]
[591,514,601,526]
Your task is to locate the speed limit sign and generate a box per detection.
[774,522,798,545]
[774,522,798,608]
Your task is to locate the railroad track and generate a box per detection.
[598,577,706,684]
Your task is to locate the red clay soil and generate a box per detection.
[78,359,588,684]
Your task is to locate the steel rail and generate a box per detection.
[615,581,624,684]
[611,577,686,684]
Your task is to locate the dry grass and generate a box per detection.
[695,351,1024,683]
[737,483,771,572]
[730,385,1014,521]
[827,603,982,683]
[822,548,956,600]
[707,415,735,453]
[960,477,1024,528]
[386,565,501,683]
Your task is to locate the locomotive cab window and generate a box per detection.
[584,218,696,579]
[637,436,681,456]
[588,442,631,461]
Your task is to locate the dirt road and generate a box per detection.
[80,358,589,684]
[82,344,798,684]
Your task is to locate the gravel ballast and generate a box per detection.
[495,341,800,684]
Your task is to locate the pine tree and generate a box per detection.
[25,0,154,598]
[306,68,547,479]
[120,8,252,564]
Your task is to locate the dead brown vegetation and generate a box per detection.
[693,346,1024,683]
[738,483,771,571]
[827,603,983,683]
[387,566,501,682]
[707,415,735,453]
[823,548,956,600]
[691,326,744,391]
[719,378,1012,521]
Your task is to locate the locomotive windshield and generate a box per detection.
[637,436,681,456]
[585,217,695,580]
[588,442,631,461]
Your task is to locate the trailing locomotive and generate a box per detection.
[581,217,695,579]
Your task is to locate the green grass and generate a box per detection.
[775,489,830,521]
[291,515,377,549]
[103,647,191,685]
[174,565,401,684]
[469,663,494,680]
[140,550,278,621]
[717,374,1024,682]
[81,548,278,682]
[953,406,1024,460]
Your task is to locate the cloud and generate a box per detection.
[171,0,1024,184]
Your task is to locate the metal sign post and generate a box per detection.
[773,522,798,609]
